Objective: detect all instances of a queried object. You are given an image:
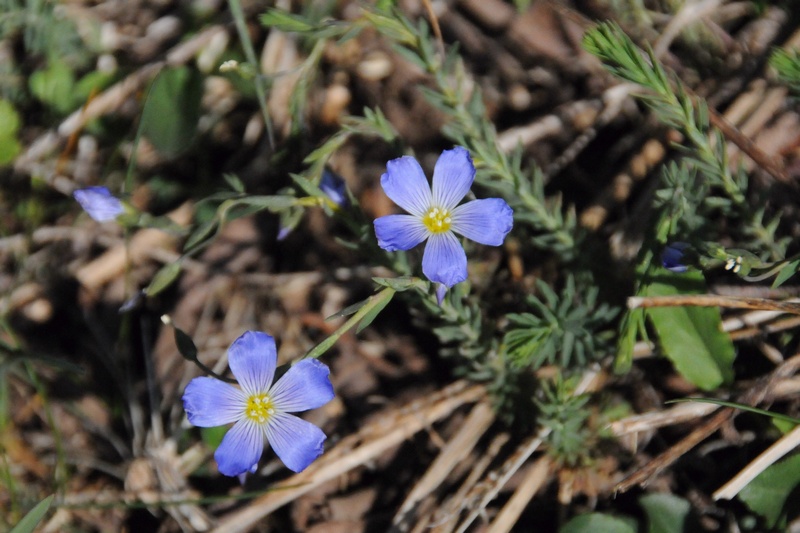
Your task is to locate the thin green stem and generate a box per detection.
[303,287,396,360]
[228,0,275,148]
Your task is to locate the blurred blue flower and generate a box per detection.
[661,242,690,273]
[183,331,334,475]
[73,186,124,222]
[320,168,348,208]
[374,147,513,288]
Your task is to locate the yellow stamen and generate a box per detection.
[422,206,452,233]
[244,393,274,425]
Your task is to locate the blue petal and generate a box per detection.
[73,186,125,222]
[380,156,431,217]
[451,198,513,246]
[215,420,265,476]
[269,359,334,412]
[236,463,259,486]
[265,413,326,472]
[422,232,468,288]
[228,331,277,396]
[431,147,475,210]
[183,376,245,427]
[374,214,429,251]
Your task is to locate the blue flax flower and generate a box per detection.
[183,331,334,475]
[73,186,125,222]
[374,147,513,288]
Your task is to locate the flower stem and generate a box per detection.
[303,287,396,360]
[227,0,274,148]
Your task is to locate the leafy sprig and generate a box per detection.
[584,22,785,258]
[535,378,594,467]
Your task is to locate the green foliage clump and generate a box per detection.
[0,0,96,103]
[505,277,618,370]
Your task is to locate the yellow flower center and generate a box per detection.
[244,393,274,425]
[422,206,452,233]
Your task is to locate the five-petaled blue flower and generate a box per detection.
[73,186,125,222]
[182,331,334,475]
[374,147,513,289]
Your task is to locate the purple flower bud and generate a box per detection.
[277,225,293,242]
[661,242,690,273]
[320,169,348,207]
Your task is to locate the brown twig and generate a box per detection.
[628,295,800,315]
[707,107,791,184]
[615,407,733,493]
[420,0,446,59]
[615,354,800,493]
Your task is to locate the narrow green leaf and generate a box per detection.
[10,495,54,533]
[224,195,297,215]
[196,191,242,205]
[739,453,800,529]
[645,271,735,390]
[184,218,219,252]
[140,67,203,156]
[559,513,637,533]
[639,493,691,533]
[304,288,396,360]
[372,276,428,292]
[392,44,429,71]
[260,9,315,32]
[145,262,182,297]
[614,308,644,374]
[222,173,246,193]
[773,259,800,288]
[290,173,322,197]
[362,10,417,45]
[326,299,367,320]
[356,291,393,333]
